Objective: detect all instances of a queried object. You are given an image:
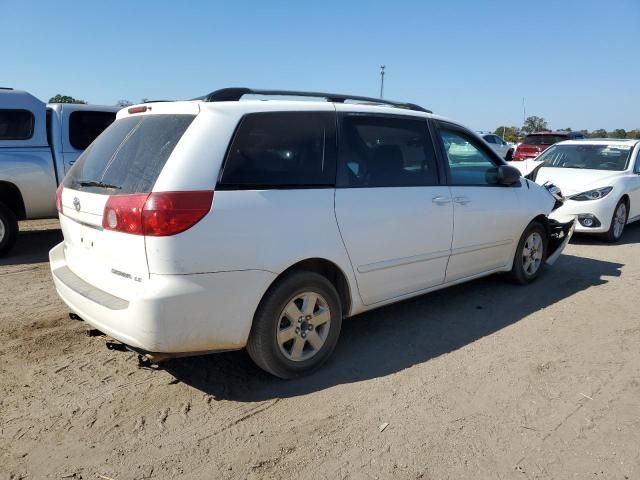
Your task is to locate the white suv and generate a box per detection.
[479,132,515,160]
[50,88,574,378]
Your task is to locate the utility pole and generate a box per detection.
[379,65,386,99]
[522,96,526,124]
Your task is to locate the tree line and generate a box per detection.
[495,116,640,142]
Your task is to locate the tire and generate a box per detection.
[247,271,342,379]
[0,202,18,257]
[602,199,628,243]
[509,221,547,285]
[506,149,514,161]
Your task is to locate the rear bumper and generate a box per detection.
[49,242,277,353]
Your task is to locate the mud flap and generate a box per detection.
[546,219,575,265]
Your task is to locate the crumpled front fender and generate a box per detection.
[546,218,575,265]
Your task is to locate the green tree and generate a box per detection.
[521,116,548,134]
[115,99,133,107]
[494,126,521,143]
[609,129,627,139]
[590,129,608,138]
[626,129,640,139]
[48,94,86,104]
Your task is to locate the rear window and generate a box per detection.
[219,111,336,189]
[68,110,116,150]
[64,114,195,194]
[523,134,567,145]
[0,109,34,140]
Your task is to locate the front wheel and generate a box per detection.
[602,199,627,243]
[0,202,18,257]
[509,221,547,285]
[247,271,342,379]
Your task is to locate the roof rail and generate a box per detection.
[199,88,432,113]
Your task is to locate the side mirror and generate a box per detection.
[497,165,521,186]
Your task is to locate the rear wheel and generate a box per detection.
[247,271,342,379]
[602,199,627,243]
[0,202,18,257]
[509,221,547,285]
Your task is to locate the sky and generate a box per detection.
[2,0,639,131]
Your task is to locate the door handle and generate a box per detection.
[454,196,471,205]
[432,196,452,205]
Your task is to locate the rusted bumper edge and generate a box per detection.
[546,218,576,266]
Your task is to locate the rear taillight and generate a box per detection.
[56,184,64,213]
[128,105,148,114]
[102,191,214,236]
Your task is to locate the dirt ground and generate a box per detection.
[1,219,639,480]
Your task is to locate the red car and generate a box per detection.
[513,131,585,161]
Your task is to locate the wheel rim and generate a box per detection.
[522,231,543,276]
[276,291,331,362]
[613,203,626,239]
[0,218,5,244]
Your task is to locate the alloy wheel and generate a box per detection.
[613,202,627,240]
[522,231,543,276]
[276,292,331,362]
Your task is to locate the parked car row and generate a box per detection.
[49,88,575,378]
[0,89,118,255]
[4,87,638,379]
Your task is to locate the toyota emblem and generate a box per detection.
[73,197,81,212]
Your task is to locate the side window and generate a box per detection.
[337,114,438,187]
[635,149,640,174]
[0,109,34,140]
[219,111,336,188]
[438,128,499,186]
[69,111,116,150]
[483,135,496,144]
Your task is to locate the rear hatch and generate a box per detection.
[57,108,198,300]
[514,134,568,159]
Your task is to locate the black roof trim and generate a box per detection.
[199,88,432,113]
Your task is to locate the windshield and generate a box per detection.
[64,114,195,194]
[523,134,567,145]
[538,144,632,171]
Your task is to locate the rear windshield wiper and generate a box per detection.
[76,180,122,190]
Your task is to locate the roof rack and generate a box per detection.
[199,88,432,113]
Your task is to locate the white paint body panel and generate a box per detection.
[335,186,453,305]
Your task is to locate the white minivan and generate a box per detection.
[50,88,574,378]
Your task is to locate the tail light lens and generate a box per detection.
[102,191,214,236]
[56,184,64,213]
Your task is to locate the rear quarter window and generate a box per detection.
[0,109,34,140]
[219,111,336,189]
[64,114,195,194]
[68,110,116,150]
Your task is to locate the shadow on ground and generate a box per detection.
[164,250,625,402]
[0,228,62,266]
[570,220,640,246]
